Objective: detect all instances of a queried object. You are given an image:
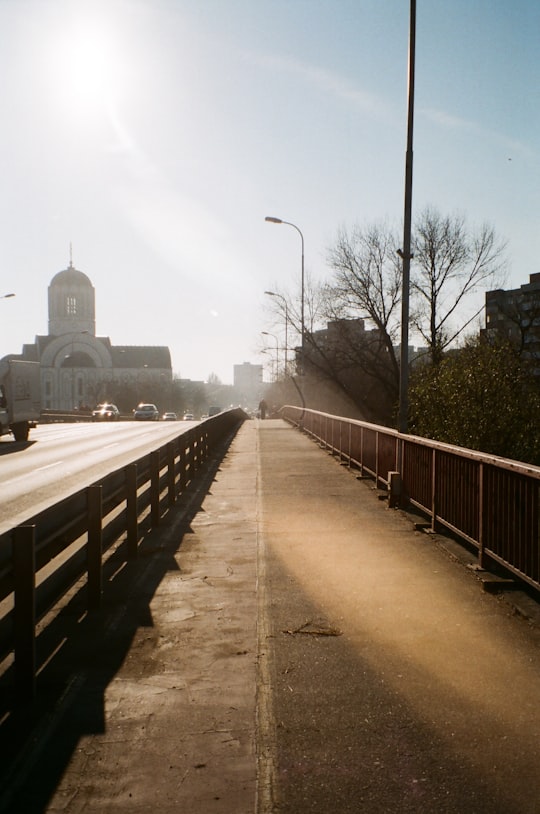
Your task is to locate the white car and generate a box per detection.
[162,412,178,421]
[183,413,195,421]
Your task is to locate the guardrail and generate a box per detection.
[281,405,540,596]
[0,409,246,702]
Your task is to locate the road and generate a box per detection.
[0,420,199,535]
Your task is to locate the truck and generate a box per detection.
[0,358,41,442]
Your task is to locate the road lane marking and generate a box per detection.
[35,461,65,472]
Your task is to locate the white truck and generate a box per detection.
[0,358,41,442]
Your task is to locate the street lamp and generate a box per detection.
[261,331,279,382]
[0,293,15,299]
[264,290,289,374]
[398,0,416,437]
[264,217,305,373]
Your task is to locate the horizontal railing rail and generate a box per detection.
[0,408,246,701]
[281,405,540,595]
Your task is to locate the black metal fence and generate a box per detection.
[281,406,540,595]
[0,409,246,701]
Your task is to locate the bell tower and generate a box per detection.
[48,254,96,337]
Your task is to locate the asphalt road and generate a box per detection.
[0,421,198,533]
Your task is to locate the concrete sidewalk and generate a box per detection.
[1,418,539,813]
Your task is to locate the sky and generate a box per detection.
[0,0,538,384]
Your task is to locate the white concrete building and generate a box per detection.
[9,261,172,412]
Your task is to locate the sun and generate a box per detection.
[48,11,126,117]
[66,26,112,100]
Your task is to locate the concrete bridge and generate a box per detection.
[1,418,539,813]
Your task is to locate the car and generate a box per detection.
[162,411,178,421]
[92,403,120,420]
[133,403,159,421]
[183,412,195,421]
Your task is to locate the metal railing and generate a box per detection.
[0,409,246,701]
[281,405,540,595]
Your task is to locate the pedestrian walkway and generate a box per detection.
[1,419,539,813]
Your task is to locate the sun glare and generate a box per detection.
[49,13,126,117]
[67,29,111,98]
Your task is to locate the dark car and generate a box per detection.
[92,403,120,420]
[133,403,159,421]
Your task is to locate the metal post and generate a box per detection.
[265,291,289,373]
[87,485,103,609]
[150,450,161,527]
[167,441,176,507]
[13,525,36,702]
[126,463,139,558]
[398,0,416,439]
[264,218,305,375]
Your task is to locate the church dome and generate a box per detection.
[48,259,96,337]
[50,264,93,288]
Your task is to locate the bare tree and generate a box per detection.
[327,222,402,345]
[264,271,327,375]
[323,221,402,419]
[411,207,507,364]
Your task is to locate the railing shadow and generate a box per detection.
[0,437,231,814]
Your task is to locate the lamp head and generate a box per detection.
[265,216,283,224]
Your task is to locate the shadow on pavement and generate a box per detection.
[0,437,233,814]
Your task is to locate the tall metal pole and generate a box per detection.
[398,0,416,436]
[264,217,305,373]
[265,290,289,373]
[261,332,279,381]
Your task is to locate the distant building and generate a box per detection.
[483,273,540,360]
[234,362,263,407]
[8,260,172,411]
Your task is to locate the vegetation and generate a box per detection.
[266,206,508,427]
[263,205,540,465]
[411,207,506,364]
[408,336,540,465]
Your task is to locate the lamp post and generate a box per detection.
[264,217,305,373]
[264,290,289,374]
[261,331,279,381]
[398,0,416,437]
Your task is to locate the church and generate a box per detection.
[12,260,172,413]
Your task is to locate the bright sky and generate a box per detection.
[0,0,538,383]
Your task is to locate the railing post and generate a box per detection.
[179,441,187,493]
[13,525,36,702]
[431,449,437,532]
[151,450,161,527]
[167,441,176,508]
[126,463,138,558]
[87,485,103,609]
[187,430,195,482]
[478,463,485,568]
[192,434,199,474]
[375,431,380,488]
